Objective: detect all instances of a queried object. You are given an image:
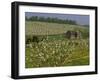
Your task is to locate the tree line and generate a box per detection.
[26,16,77,25]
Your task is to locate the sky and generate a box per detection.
[25,12,89,25]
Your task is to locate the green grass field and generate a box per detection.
[25,21,89,68]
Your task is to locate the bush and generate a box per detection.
[26,35,47,44]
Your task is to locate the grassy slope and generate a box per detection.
[25,21,88,35]
[25,21,89,68]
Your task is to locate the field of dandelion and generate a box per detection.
[25,21,89,68]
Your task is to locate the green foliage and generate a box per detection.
[26,35,47,44]
[25,39,89,68]
[26,16,77,25]
[25,21,89,68]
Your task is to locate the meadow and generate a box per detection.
[25,21,89,68]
